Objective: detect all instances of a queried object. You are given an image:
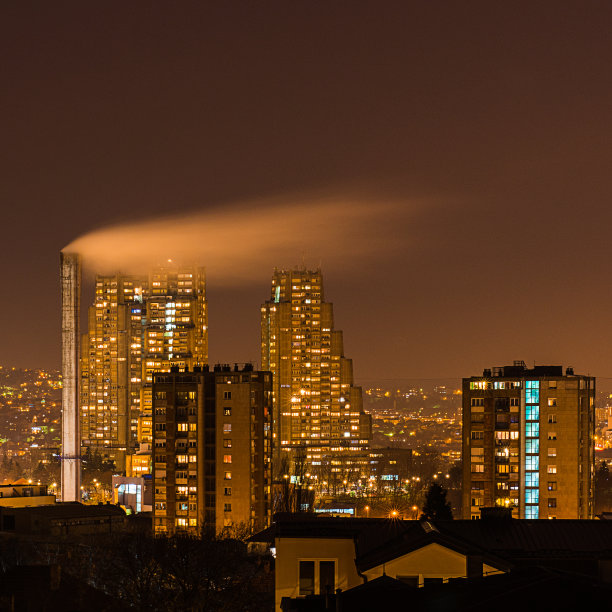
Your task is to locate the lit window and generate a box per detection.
[223,455,232,464]
[223,424,231,433]
[547,465,557,474]
[224,472,232,480]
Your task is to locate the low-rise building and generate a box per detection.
[252,513,612,612]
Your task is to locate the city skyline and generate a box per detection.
[3,4,612,382]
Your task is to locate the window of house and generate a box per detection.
[223,439,232,448]
[548,432,557,440]
[548,414,557,424]
[224,391,232,400]
[510,398,520,406]
[471,431,484,440]
[472,464,484,473]
[224,407,231,416]
[319,561,335,595]
[548,481,557,491]
[224,503,232,512]
[471,398,484,407]
[223,455,232,464]
[548,398,557,407]
[224,487,231,496]
[548,465,557,474]
[224,471,232,480]
[397,575,419,587]
[548,380,557,389]
[548,498,557,508]
[299,561,315,596]
[548,448,557,457]
[223,423,231,433]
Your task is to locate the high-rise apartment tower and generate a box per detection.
[462,361,595,519]
[261,269,371,472]
[80,265,207,471]
[152,365,272,535]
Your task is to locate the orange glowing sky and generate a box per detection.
[3,2,612,383]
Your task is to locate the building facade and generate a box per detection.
[261,268,371,476]
[80,266,207,471]
[152,365,272,535]
[462,362,595,519]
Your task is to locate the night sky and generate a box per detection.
[2,2,612,383]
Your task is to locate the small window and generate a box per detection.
[224,407,231,416]
[471,398,484,407]
[548,432,557,440]
[319,561,335,595]
[471,431,483,440]
[299,561,315,596]
[548,481,557,491]
[224,391,232,400]
[548,498,557,508]
[548,414,557,424]
[224,471,232,480]
[548,398,557,407]
[548,381,557,389]
[397,575,419,588]
[223,439,232,448]
[223,424,232,433]
[472,464,484,473]
[548,465,557,474]
[224,487,231,496]
[223,455,232,464]
[224,503,232,512]
[548,448,556,457]
[510,398,520,406]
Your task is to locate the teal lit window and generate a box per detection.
[525,472,539,487]
[526,439,539,454]
[525,455,539,470]
[526,389,539,404]
[525,506,539,519]
[526,422,539,437]
[526,380,540,389]
[525,489,539,504]
[525,405,539,421]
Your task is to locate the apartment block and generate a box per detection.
[80,266,207,471]
[152,365,272,535]
[261,269,371,475]
[462,361,595,519]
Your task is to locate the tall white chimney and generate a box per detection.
[60,252,81,501]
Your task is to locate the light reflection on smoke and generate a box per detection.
[64,195,413,284]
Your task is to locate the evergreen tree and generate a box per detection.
[420,483,453,520]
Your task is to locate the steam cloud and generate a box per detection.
[64,195,413,284]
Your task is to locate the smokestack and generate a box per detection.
[60,252,81,501]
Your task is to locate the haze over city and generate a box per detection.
[3,2,612,381]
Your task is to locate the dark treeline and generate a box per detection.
[0,530,273,612]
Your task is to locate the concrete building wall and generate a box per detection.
[462,365,595,519]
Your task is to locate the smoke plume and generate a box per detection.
[64,195,413,284]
